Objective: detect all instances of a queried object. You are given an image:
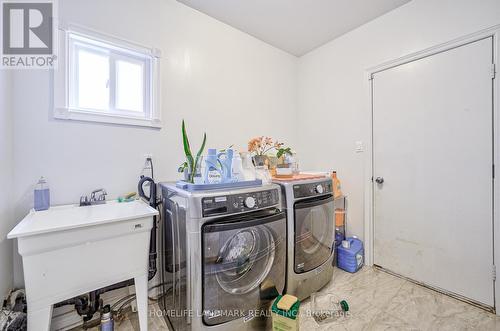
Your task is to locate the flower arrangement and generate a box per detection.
[247,136,294,169]
[248,136,283,156]
[247,136,293,158]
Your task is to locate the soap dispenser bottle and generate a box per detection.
[241,152,256,181]
[231,152,245,182]
[34,177,50,211]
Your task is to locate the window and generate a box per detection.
[54,26,161,128]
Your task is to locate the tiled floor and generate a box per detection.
[300,267,500,330]
[80,267,500,330]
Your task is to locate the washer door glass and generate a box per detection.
[294,195,334,273]
[202,210,286,326]
[215,227,275,294]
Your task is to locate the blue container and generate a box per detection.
[337,237,364,273]
[218,148,234,183]
[34,177,50,211]
[203,149,223,184]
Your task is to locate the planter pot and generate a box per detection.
[267,156,279,170]
[252,155,268,167]
[182,157,204,184]
[183,168,191,182]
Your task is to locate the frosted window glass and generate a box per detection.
[116,60,144,112]
[77,49,109,110]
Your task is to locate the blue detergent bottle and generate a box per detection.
[218,149,234,183]
[337,236,364,273]
[34,177,50,211]
[204,149,223,184]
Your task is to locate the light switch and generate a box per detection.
[355,141,364,153]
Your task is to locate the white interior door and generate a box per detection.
[372,37,494,307]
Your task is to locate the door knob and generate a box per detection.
[375,177,384,184]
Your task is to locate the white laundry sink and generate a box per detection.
[8,200,158,331]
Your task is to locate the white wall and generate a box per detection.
[297,0,500,240]
[0,71,14,298]
[10,0,298,286]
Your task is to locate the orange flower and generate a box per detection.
[248,137,263,153]
[247,136,280,155]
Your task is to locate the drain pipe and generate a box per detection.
[148,221,158,280]
[138,175,159,281]
[54,292,100,322]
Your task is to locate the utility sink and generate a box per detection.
[8,200,158,331]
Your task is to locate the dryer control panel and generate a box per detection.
[293,180,332,199]
[202,189,280,217]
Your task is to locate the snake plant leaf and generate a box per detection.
[190,132,207,182]
[182,120,194,166]
[195,133,207,161]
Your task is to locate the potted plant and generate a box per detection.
[276,146,293,164]
[275,145,296,177]
[178,120,206,183]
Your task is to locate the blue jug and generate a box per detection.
[204,149,223,184]
[337,237,364,273]
[218,149,234,183]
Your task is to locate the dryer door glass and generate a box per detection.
[202,210,286,326]
[294,195,334,273]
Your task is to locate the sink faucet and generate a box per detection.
[91,189,107,202]
[80,189,107,206]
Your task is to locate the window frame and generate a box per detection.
[54,24,161,128]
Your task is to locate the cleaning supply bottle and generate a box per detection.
[34,177,50,211]
[218,149,234,183]
[241,152,256,181]
[272,295,300,331]
[204,149,223,184]
[331,171,343,199]
[231,152,245,182]
[100,305,114,331]
[337,236,364,273]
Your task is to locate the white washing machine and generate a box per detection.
[160,183,286,331]
[274,177,335,300]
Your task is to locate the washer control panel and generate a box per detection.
[202,189,280,217]
[293,180,332,199]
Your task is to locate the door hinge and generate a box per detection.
[493,265,497,281]
[492,63,496,79]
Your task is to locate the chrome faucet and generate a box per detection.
[90,188,107,202]
[80,189,107,206]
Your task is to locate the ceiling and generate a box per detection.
[177,0,411,56]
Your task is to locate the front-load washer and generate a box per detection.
[274,177,335,300]
[159,183,286,331]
